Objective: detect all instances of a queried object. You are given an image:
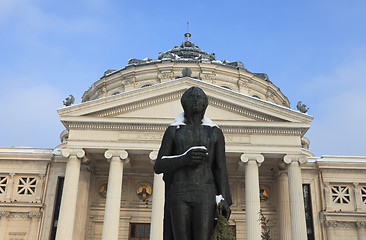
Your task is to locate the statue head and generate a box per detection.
[181,87,208,120]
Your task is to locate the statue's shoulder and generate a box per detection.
[163,125,178,138]
[211,126,225,141]
[212,126,223,134]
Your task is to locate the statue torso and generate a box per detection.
[172,124,217,185]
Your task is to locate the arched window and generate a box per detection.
[141,84,152,88]
[221,86,232,90]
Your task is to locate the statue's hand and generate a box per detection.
[186,148,208,166]
[219,199,231,220]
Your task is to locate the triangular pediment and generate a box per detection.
[113,99,256,122]
[58,78,313,135]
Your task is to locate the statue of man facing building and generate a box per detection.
[154,86,232,240]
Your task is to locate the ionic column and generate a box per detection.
[0,211,10,240]
[55,148,85,240]
[357,221,366,240]
[283,154,308,240]
[102,149,129,240]
[27,211,41,240]
[277,163,291,240]
[149,151,165,240]
[73,158,92,240]
[240,153,264,240]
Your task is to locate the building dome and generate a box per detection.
[158,32,216,61]
[82,33,290,108]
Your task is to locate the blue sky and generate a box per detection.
[1,0,365,157]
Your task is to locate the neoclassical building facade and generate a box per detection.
[1,33,366,240]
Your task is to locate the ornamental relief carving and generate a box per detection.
[237,79,252,92]
[200,73,216,81]
[28,211,41,219]
[266,88,276,102]
[325,220,358,229]
[0,211,10,219]
[357,221,366,228]
[122,76,135,85]
[158,72,174,82]
[0,211,40,220]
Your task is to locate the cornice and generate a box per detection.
[87,89,185,118]
[208,96,282,122]
[63,120,307,136]
[0,148,54,161]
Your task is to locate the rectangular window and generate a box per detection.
[0,176,7,194]
[50,177,64,240]
[129,223,150,240]
[361,186,366,204]
[331,185,350,204]
[17,177,37,195]
[303,184,315,240]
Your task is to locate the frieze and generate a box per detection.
[119,133,164,141]
[0,211,41,220]
[200,73,216,81]
[357,221,366,228]
[237,79,251,90]
[66,121,306,136]
[122,76,135,85]
[325,220,357,229]
[28,211,41,219]
[266,88,275,102]
[8,232,27,236]
[0,211,10,219]
[158,72,174,82]
[225,135,250,143]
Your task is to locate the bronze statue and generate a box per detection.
[154,87,232,240]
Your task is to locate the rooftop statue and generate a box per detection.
[297,101,309,113]
[154,87,232,240]
[182,67,192,77]
[63,95,75,107]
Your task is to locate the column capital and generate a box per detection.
[283,154,307,165]
[149,150,158,164]
[240,153,264,164]
[104,149,129,163]
[61,148,85,159]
